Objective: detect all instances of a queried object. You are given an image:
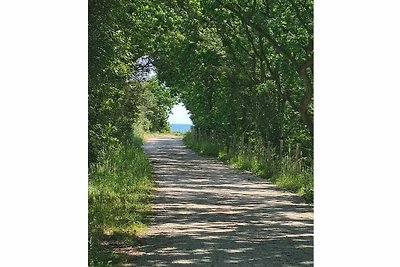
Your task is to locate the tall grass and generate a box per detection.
[88,137,154,266]
[183,132,313,203]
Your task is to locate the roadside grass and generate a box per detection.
[89,137,155,266]
[186,138,221,157]
[183,132,313,204]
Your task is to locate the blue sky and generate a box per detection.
[168,103,193,125]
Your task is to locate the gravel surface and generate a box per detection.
[129,136,313,266]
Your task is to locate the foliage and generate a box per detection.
[141,0,314,161]
[137,78,175,133]
[88,0,176,164]
[88,138,154,266]
[88,0,314,165]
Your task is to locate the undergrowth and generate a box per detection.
[88,136,155,266]
[183,132,313,204]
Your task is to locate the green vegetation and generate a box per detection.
[89,0,313,264]
[150,0,314,157]
[89,4,175,263]
[184,131,313,203]
[89,0,313,159]
[89,0,176,164]
[142,1,313,200]
[89,137,154,266]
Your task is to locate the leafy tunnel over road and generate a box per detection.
[131,136,313,266]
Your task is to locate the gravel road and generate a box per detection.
[130,136,313,266]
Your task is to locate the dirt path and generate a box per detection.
[132,136,313,266]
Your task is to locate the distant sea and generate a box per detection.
[170,123,192,133]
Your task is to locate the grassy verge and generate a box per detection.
[88,137,155,266]
[183,132,313,204]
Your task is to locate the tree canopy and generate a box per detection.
[89,0,313,163]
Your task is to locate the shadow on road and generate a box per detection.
[119,137,313,266]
